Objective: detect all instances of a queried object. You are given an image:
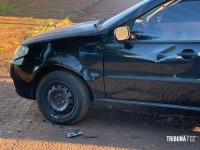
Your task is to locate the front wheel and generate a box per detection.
[36,70,90,125]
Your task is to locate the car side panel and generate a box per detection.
[104,41,200,107]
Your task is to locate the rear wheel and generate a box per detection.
[36,70,90,125]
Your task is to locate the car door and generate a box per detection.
[104,0,200,106]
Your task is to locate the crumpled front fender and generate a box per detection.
[45,54,92,81]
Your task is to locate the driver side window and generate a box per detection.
[132,0,200,41]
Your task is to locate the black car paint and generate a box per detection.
[10,0,200,110]
[22,20,103,45]
[104,41,200,106]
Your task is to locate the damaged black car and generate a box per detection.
[10,0,200,124]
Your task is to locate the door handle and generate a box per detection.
[177,52,198,57]
[177,50,198,60]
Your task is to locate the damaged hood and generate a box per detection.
[23,20,100,45]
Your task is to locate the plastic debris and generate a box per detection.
[66,132,83,138]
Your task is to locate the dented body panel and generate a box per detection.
[11,34,105,99]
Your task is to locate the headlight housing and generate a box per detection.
[12,45,29,60]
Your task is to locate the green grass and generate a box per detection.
[0,3,21,14]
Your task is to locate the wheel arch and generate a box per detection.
[31,65,94,101]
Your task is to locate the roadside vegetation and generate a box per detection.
[0,3,21,14]
[0,46,5,51]
[0,17,73,52]
[25,17,73,37]
[0,1,74,52]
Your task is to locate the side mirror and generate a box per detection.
[114,26,131,41]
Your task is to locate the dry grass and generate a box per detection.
[25,17,73,37]
[0,16,73,52]
[0,46,5,51]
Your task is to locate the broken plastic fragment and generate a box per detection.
[66,132,83,138]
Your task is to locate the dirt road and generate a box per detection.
[77,0,142,22]
[0,0,200,150]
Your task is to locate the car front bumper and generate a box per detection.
[10,59,36,100]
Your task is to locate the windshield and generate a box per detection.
[101,0,151,29]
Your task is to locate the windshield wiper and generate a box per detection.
[94,18,107,28]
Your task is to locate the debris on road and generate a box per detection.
[66,132,83,138]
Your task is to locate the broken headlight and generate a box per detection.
[12,45,29,60]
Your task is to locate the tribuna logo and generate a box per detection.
[166,136,196,142]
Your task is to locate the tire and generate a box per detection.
[36,70,90,125]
